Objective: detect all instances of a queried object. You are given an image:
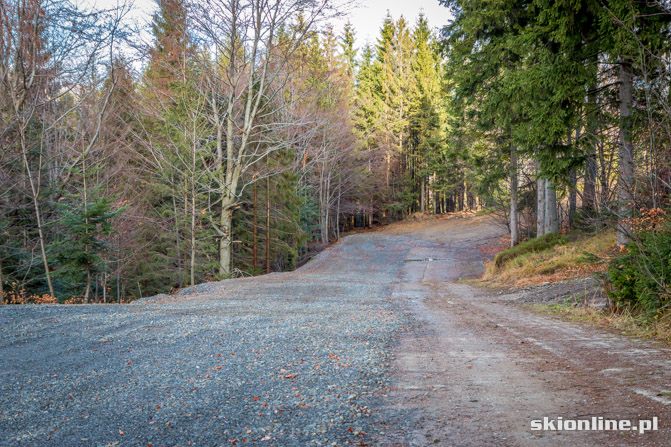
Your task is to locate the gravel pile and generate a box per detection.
[0,234,408,446]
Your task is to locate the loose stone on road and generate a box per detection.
[1,214,669,446]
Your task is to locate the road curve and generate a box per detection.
[1,214,669,446]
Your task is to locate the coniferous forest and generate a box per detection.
[1,0,671,318]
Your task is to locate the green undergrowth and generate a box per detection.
[607,217,671,318]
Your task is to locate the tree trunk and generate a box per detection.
[190,183,196,287]
[102,273,107,304]
[117,239,121,304]
[172,195,182,289]
[21,145,55,298]
[510,143,519,247]
[0,257,4,303]
[266,174,271,274]
[336,182,341,240]
[584,155,598,213]
[84,267,91,303]
[83,157,90,303]
[537,176,546,238]
[218,206,233,277]
[253,181,258,270]
[432,173,437,214]
[567,130,578,228]
[94,273,99,303]
[420,176,426,213]
[568,168,577,228]
[584,81,599,213]
[183,180,188,283]
[545,179,558,233]
[464,182,469,211]
[617,59,634,246]
[385,144,391,188]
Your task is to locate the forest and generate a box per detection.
[1,0,670,319]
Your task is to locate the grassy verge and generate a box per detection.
[529,301,671,343]
[481,229,617,287]
[478,225,671,342]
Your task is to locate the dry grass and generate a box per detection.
[481,229,617,287]
[481,227,671,342]
[530,303,671,343]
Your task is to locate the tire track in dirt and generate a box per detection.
[373,214,671,446]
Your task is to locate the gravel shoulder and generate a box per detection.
[1,213,669,446]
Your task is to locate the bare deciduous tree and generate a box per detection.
[188,0,337,275]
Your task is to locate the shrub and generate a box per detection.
[608,218,671,317]
[494,232,568,269]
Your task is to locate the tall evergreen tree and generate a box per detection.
[340,21,357,78]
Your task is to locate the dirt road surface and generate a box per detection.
[1,214,669,446]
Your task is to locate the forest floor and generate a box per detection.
[1,213,670,446]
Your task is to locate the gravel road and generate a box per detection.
[1,213,670,446]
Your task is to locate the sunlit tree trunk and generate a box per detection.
[219,206,233,277]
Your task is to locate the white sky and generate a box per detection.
[333,0,453,49]
[96,0,454,54]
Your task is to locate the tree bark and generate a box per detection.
[0,257,4,303]
[545,179,558,233]
[83,156,91,303]
[537,176,545,237]
[584,155,598,212]
[183,180,188,283]
[567,130,577,228]
[510,143,519,247]
[584,80,599,213]
[253,181,258,270]
[190,183,196,287]
[172,194,182,289]
[617,59,634,246]
[218,206,233,277]
[568,168,577,228]
[20,135,55,298]
[266,174,270,274]
[84,268,91,304]
[102,273,107,304]
[420,176,426,213]
[336,181,341,240]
